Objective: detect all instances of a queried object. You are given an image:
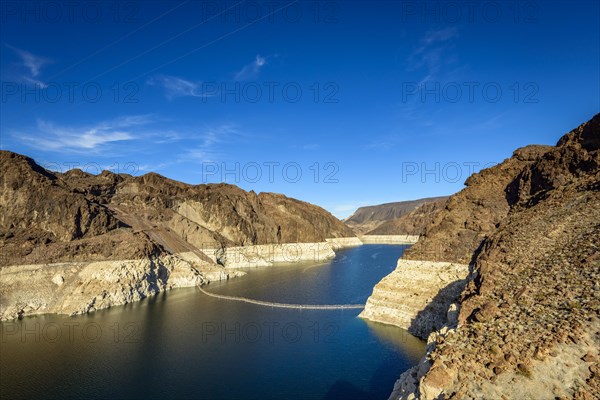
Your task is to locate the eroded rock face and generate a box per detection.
[359,260,469,339]
[0,151,354,267]
[0,152,123,244]
[389,114,600,399]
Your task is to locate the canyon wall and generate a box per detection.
[362,114,600,399]
[0,150,355,267]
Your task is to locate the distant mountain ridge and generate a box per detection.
[344,196,449,234]
[366,199,447,236]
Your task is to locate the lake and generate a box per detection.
[0,244,425,400]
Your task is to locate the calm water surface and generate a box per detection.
[0,244,425,400]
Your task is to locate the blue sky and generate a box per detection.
[1,1,598,218]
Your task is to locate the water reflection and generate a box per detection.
[364,320,425,362]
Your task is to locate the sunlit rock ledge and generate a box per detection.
[199,242,337,268]
[325,237,364,249]
[327,235,420,247]
[359,259,470,339]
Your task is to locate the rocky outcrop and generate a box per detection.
[345,196,449,235]
[0,152,123,244]
[388,302,462,400]
[359,260,469,339]
[381,114,600,399]
[403,145,553,264]
[258,192,355,242]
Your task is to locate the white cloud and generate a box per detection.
[419,27,459,47]
[182,123,241,163]
[22,76,49,89]
[16,115,153,152]
[6,45,51,77]
[234,55,267,81]
[153,130,183,144]
[5,44,52,87]
[408,27,459,79]
[147,75,209,100]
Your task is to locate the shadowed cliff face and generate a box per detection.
[0,152,354,267]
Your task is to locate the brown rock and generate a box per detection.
[0,151,355,267]
[423,365,454,390]
[473,301,499,322]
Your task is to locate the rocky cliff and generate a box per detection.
[403,145,554,264]
[374,114,600,399]
[344,196,449,234]
[0,252,245,321]
[359,259,469,338]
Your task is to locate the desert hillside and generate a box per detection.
[403,144,554,263]
[0,151,354,267]
[364,113,600,399]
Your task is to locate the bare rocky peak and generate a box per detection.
[404,116,598,265]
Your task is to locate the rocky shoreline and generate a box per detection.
[0,252,244,321]
[359,260,469,339]
[1,237,408,321]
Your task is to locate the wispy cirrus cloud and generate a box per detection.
[6,44,51,77]
[16,115,154,153]
[182,123,242,163]
[234,54,268,81]
[408,27,459,81]
[21,76,49,89]
[5,44,53,87]
[147,74,210,100]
